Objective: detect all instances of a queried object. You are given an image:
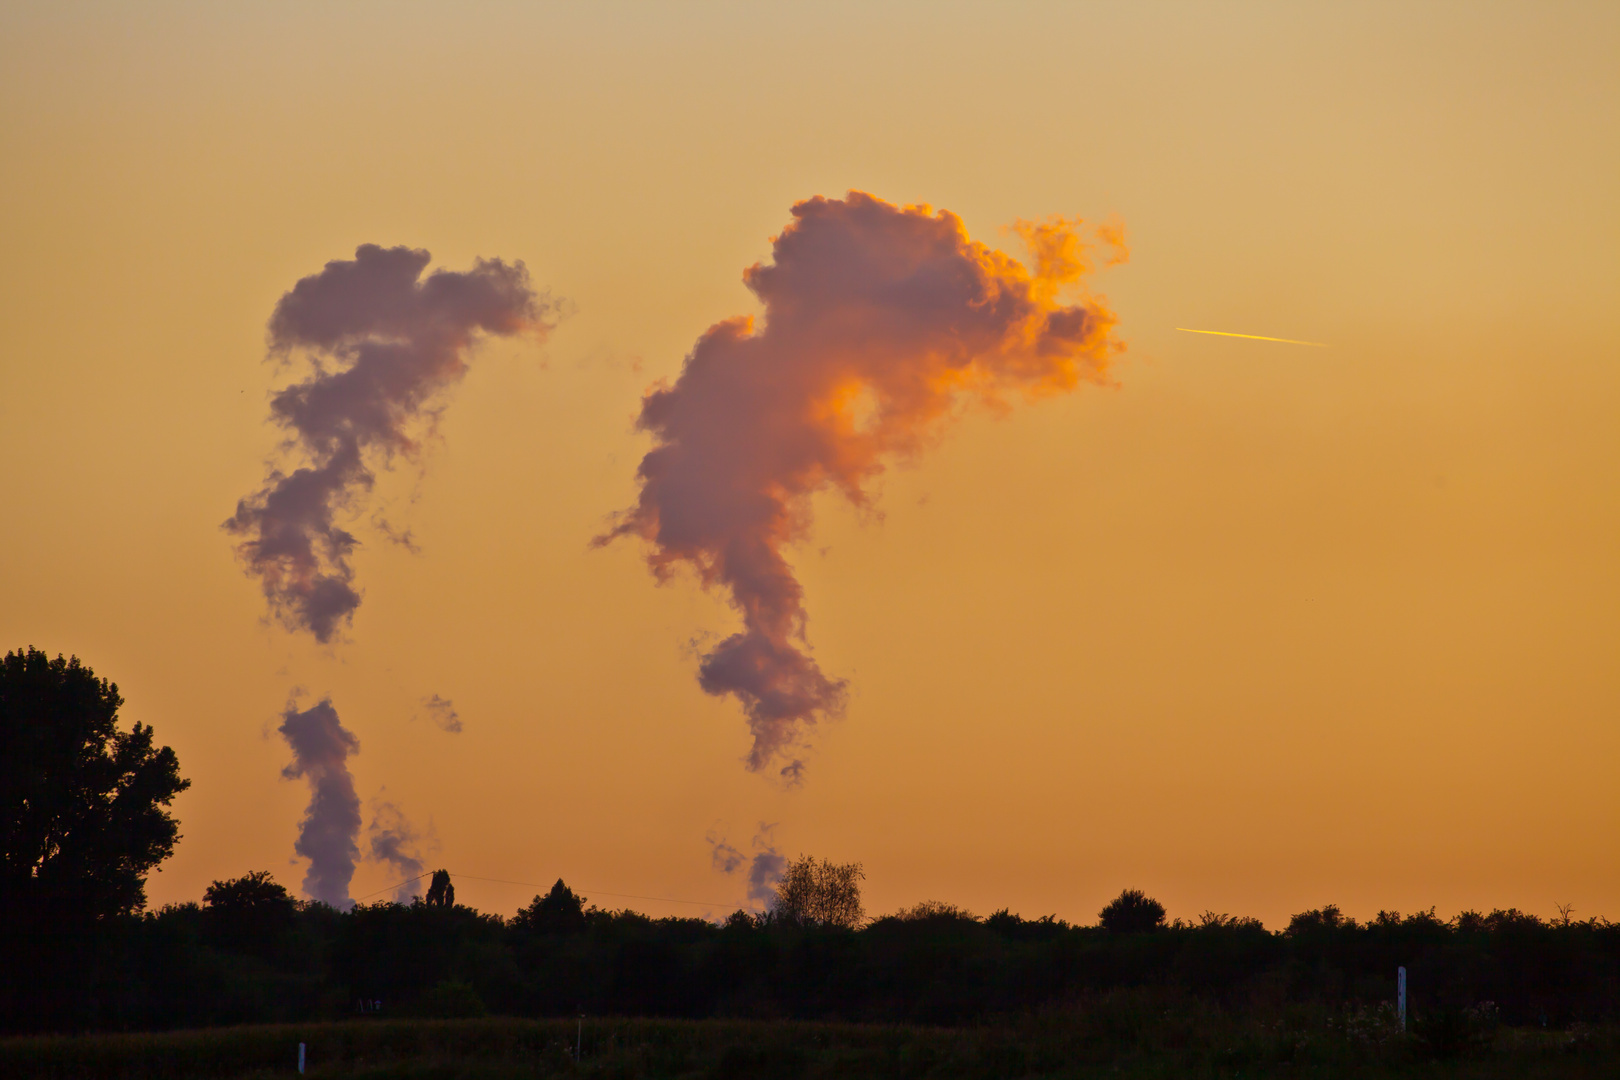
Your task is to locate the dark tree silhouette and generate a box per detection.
[513,878,588,934]
[205,869,292,911]
[0,648,189,926]
[1285,904,1353,936]
[773,855,865,928]
[424,869,454,907]
[203,871,297,956]
[1099,888,1167,934]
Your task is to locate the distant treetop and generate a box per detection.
[514,878,590,935]
[1099,888,1167,934]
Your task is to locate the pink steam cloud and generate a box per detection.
[226,244,554,642]
[600,192,1124,779]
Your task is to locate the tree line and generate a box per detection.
[4,648,1619,1036]
[5,868,1619,1035]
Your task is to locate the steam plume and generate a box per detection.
[279,698,361,908]
[710,824,787,909]
[368,799,428,902]
[747,844,788,909]
[601,192,1123,775]
[227,244,552,642]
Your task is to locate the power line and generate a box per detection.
[353,872,432,902]
[353,870,737,910]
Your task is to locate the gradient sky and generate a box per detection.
[2,1,1616,927]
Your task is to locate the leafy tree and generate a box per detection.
[1099,888,1166,934]
[773,855,865,928]
[0,648,189,926]
[203,871,297,956]
[1286,904,1356,936]
[513,878,588,934]
[205,869,293,911]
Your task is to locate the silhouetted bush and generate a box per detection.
[1099,889,1167,934]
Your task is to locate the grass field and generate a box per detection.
[3,1007,1617,1079]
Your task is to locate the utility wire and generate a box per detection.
[353,872,432,902]
[353,870,736,910]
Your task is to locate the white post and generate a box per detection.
[576,1015,583,1061]
[298,1042,306,1074]
[1398,966,1407,1031]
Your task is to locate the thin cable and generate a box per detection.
[353,871,432,902]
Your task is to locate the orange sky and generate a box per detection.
[1,1,1616,928]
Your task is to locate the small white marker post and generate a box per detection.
[1398,967,1407,1031]
[298,1041,306,1074]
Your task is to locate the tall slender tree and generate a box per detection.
[424,869,455,908]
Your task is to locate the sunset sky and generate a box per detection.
[2,1,1616,928]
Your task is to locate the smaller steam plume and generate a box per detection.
[420,694,462,733]
[709,824,787,910]
[227,244,553,642]
[368,799,428,902]
[748,848,788,910]
[279,698,361,908]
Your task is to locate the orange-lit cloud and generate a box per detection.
[1095,219,1129,267]
[226,245,553,642]
[602,192,1124,779]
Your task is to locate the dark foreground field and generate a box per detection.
[5,1006,1618,1080]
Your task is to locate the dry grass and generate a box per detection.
[3,1008,1617,1079]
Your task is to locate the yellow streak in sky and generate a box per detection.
[1176,327,1328,347]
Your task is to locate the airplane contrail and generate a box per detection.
[1176,327,1327,347]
